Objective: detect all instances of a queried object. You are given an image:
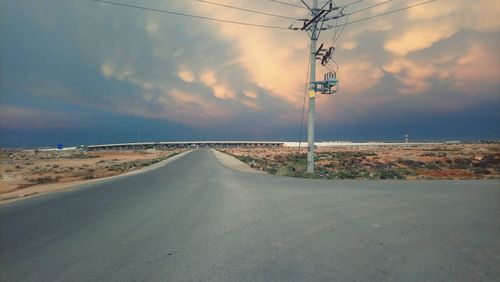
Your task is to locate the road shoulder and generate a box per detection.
[211,148,265,174]
[0,149,195,205]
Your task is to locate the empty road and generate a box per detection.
[1,148,499,281]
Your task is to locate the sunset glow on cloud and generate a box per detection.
[1,0,499,146]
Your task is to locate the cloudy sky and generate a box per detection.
[1,0,499,147]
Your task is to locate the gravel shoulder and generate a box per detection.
[211,148,264,174]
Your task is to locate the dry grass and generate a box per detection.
[0,148,185,194]
[220,143,500,180]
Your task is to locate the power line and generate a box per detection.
[344,0,364,8]
[298,52,311,154]
[267,0,308,9]
[329,14,349,46]
[347,0,393,16]
[197,0,300,20]
[330,0,436,28]
[91,0,290,30]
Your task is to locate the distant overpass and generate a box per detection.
[86,141,284,150]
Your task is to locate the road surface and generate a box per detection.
[1,148,499,281]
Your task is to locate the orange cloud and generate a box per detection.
[383,58,437,94]
[200,70,217,86]
[189,2,308,106]
[384,20,456,55]
[93,0,499,126]
[338,59,384,94]
[168,89,229,123]
[341,41,358,50]
[243,90,258,99]
[177,69,195,83]
[200,69,236,100]
[212,84,235,100]
[385,0,500,56]
[240,99,260,111]
[451,42,500,93]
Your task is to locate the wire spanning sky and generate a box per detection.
[1,0,499,147]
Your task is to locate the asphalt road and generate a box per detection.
[1,148,499,281]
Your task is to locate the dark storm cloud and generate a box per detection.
[1,0,499,147]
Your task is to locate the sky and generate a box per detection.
[1,0,499,148]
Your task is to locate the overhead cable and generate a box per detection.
[91,0,290,30]
[331,0,436,28]
[267,0,308,9]
[197,0,300,20]
[346,0,393,16]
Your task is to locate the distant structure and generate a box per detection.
[85,141,284,151]
[405,134,409,143]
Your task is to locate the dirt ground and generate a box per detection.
[0,148,185,202]
[220,143,500,180]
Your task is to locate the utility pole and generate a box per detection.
[292,0,342,174]
[306,0,318,174]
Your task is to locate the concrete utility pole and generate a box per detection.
[292,0,342,174]
[306,0,318,174]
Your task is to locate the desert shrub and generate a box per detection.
[333,169,361,179]
[473,167,491,175]
[151,159,161,164]
[398,159,424,167]
[420,152,447,157]
[480,154,499,167]
[237,155,259,164]
[425,163,441,170]
[168,151,181,158]
[30,176,60,184]
[450,157,472,169]
[380,169,407,180]
[268,166,278,175]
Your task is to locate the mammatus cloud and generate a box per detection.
[177,68,195,83]
[1,0,499,138]
[383,0,500,56]
[187,0,499,119]
[451,42,500,91]
[384,21,457,56]
[383,58,437,94]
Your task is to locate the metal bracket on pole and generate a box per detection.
[312,71,339,95]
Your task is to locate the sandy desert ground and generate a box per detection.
[2,143,498,203]
[220,143,500,180]
[0,148,185,202]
